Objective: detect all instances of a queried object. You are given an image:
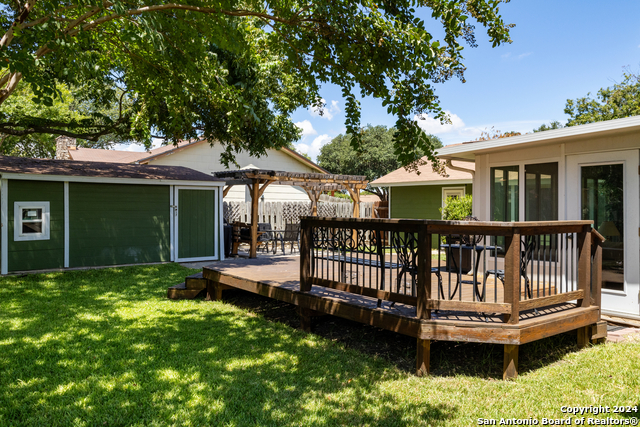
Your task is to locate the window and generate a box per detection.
[441,187,465,213]
[490,166,519,221]
[525,162,558,221]
[14,202,50,241]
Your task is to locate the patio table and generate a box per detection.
[440,243,500,301]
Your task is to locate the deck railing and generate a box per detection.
[300,218,604,324]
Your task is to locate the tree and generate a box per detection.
[475,127,521,141]
[0,0,513,165]
[1,82,131,157]
[317,124,442,200]
[564,70,640,126]
[533,120,564,132]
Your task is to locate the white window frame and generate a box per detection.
[442,187,466,207]
[486,156,564,222]
[14,201,50,241]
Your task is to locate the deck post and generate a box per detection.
[300,218,312,292]
[205,280,223,301]
[416,225,432,320]
[503,344,519,380]
[577,225,592,308]
[299,307,313,332]
[503,229,520,325]
[577,326,590,348]
[416,337,430,376]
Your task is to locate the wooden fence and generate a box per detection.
[223,200,375,230]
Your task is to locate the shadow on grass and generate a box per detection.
[0,264,454,426]
[221,288,586,379]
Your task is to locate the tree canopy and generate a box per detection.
[565,70,640,126]
[532,120,564,133]
[317,124,442,200]
[0,0,513,165]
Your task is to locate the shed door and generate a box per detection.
[567,150,639,317]
[175,187,219,262]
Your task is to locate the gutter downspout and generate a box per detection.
[445,160,475,178]
[444,160,477,216]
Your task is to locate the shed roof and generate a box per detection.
[0,156,223,182]
[371,159,474,187]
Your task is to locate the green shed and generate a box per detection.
[370,159,474,248]
[0,156,225,274]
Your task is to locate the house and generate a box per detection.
[437,115,640,320]
[370,158,474,220]
[57,137,327,202]
[0,156,225,274]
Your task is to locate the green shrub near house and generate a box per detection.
[440,194,473,220]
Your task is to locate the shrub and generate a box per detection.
[440,194,473,220]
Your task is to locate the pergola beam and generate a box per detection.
[214,168,369,257]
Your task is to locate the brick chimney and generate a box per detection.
[55,136,76,160]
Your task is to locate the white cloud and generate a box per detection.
[414,111,553,146]
[415,111,466,134]
[112,143,146,152]
[295,120,317,139]
[310,99,341,120]
[295,134,333,161]
[501,52,532,61]
[112,138,163,152]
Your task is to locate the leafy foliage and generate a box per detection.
[317,124,442,200]
[475,127,521,141]
[0,0,513,164]
[565,70,640,126]
[440,194,473,220]
[0,82,129,157]
[533,120,564,133]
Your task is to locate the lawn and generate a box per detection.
[0,264,638,426]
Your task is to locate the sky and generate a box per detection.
[121,1,640,162]
[291,1,640,161]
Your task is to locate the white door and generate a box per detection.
[566,150,639,317]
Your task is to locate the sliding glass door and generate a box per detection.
[567,150,639,316]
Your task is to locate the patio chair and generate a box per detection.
[387,231,443,307]
[482,235,537,299]
[276,223,300,254]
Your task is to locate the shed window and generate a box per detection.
[14,202,50,241]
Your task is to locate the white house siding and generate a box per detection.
[147,142,316,202]
[470,130,640,319]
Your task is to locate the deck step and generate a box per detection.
[185,272,207,290]
[167,282,205,300]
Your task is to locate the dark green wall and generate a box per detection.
[8,180,65,271]
[178,189,216,259]
[69,183,171,267]
[390,184,472,249]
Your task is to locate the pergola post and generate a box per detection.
[342,184,362,218]
[249,179,260,258]
[305,187,321,216]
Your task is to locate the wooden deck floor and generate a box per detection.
[202,256,601,346]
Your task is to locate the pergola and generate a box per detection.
[213,169,368,257]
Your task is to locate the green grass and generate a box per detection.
[0,264,638,426]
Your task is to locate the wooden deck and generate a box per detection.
[200,255,605,378]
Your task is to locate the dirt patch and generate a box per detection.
[220,289,583,378]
